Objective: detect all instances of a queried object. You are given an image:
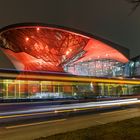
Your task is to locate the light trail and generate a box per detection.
[0,98,140,119]
[1,72,140,84]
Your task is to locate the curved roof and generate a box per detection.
[0,23,129,72]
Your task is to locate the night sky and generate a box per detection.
[0,0,140,58]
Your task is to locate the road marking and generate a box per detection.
[95,120,104,124]
[0,107,96,119]
[0,111,53,119]
[5,118,67,129]
[101,109,136,115]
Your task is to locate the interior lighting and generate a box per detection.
[66,51,70,55]
[37,27,40,31]
[25,37,29,42]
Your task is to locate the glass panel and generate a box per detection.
[1,79,140,100]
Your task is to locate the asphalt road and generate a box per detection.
[0,100,140,140]
[1,107,140,140]
[0,98,139,127]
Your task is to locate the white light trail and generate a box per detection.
[0,98,139,116]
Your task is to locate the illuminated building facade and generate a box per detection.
[127,56,140,77]
[0,23,139,100]
[0,23,129,76]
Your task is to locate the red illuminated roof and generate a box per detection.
[0,23,129,72]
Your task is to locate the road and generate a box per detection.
[0,107,140,140]
[0,99,140,140]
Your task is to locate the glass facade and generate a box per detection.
[124,56,140,77]
[0,23,135,101]
[0,24,129,78]
[0,78,140,100]
[65,59,125,77]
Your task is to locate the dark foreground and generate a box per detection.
[36,116,140,140]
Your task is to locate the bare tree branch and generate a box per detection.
[126,0,140,15]
[126,0,140,3]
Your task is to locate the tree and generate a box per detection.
[126,0,140,14]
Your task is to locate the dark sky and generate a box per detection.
[0,0,139,58]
